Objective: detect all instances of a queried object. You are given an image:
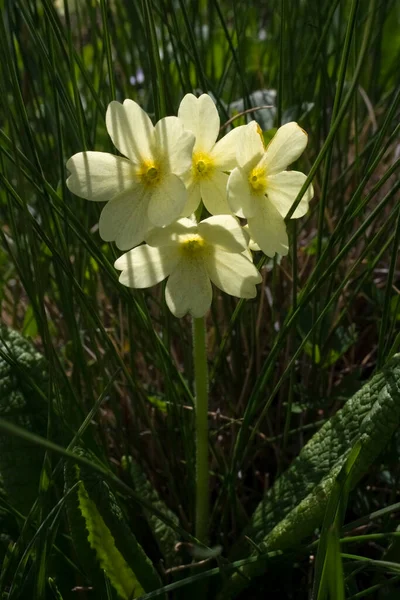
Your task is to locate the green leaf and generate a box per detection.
[0,327,48,514]
[77,475,144,600]
[22,305,38,338]
[312,441,362,600]
[65,450,164,599]
[146,395,168,414]
[223,354,400,597]
[48,577,64,600]
[122,456,180,567]
[64,461,106,594]
[304,340,321,364]
[323,325,358,368]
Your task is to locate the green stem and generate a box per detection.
[193,316,209,543]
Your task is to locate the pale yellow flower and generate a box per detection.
[66,100,195,250]
[114,215,262,318]
[178,94,245,216]
[227,121,313,257]
[243,224,261,252]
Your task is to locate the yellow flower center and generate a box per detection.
[138,160,162,188]
[192,151,215,181]
[179,234,206,257]
[147,166,158,179]
[249,166,267,195]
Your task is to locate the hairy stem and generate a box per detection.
[193,316,209,543]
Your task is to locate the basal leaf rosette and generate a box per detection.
[227,121,314,257]
[66,100,195,250]
[114,215,262,318]
[178,94,245,216]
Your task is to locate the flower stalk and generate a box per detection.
[192,316,209,543]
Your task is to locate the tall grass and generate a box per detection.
[0,0,399,598]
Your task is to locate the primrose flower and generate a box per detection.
[114,215,262,318]
[243,224,261,253]
[66,100,195,250]
[178,94,245,216]
[227,121,313,257]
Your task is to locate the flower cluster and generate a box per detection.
[66,94,313,317]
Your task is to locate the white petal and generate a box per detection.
[147,174,188,227]
[266,171,313,218]
[243,224,261,252]
[106,100,154,163]
[115,245,179,288]
[99,188,151,250]
[198,215,247,252]
[210,125,246,170]
[154,116,195,176]
[178,93,219,153]
[181,182,202,217]
[236,121,265,170]
[205,248,262,298]
[227,167,257,218]
[260,122,308,175]
[247,200,289,257]
[201,171,232,215]
[242,247,253,260]
[66,152,134,201]
[146,218,197,247]
[165,257,212,318]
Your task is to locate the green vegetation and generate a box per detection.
[0,0,399,598]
